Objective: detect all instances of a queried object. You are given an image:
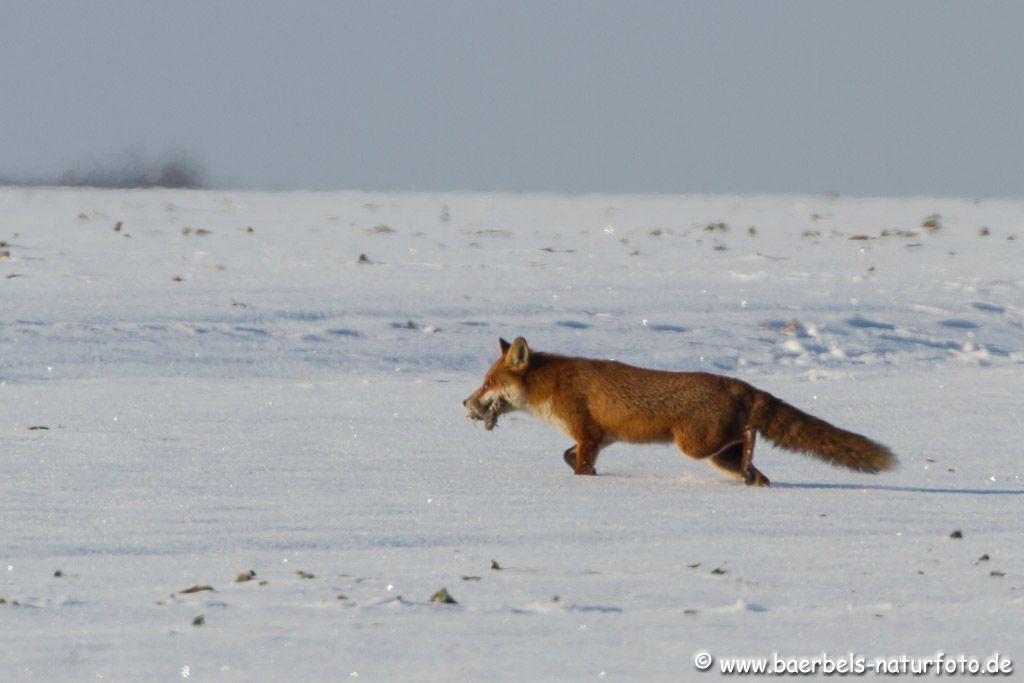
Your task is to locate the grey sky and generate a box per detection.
[3,1,1023,197]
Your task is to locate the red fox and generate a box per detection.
[463,337,895,486]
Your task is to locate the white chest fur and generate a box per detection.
[525,399,572,437]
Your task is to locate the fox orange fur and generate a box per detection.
[463,337,895,486]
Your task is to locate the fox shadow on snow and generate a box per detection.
[773,482,1024,495]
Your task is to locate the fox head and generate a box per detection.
[463,337,531,428]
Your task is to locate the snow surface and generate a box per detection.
[1,188,1022,681]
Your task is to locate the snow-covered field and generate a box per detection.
[2,188,1022,681]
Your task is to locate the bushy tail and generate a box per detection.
[751,391,896,473]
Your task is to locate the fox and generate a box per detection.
[463,337,896,486]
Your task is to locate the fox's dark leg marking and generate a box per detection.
[563,445,577,470]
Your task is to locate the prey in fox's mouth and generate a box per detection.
[465,397,508,431]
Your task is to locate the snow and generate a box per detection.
[1,187,1022,680]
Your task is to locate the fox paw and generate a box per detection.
[562,448,597,475]
[743,467,770,487]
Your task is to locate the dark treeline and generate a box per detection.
[1,154,206,189]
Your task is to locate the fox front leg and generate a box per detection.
[562,444,598,476]
[573,442,602,476]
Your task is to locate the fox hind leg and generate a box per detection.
[739,425,769,486]
[707,442,770,486]
[673,426,768,486]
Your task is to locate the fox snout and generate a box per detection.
[464,395,494,416]
[463,391,486,417]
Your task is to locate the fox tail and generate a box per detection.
[751,391,896,473]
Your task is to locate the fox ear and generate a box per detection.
[498,337,511,355]
[504,337,530,372]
